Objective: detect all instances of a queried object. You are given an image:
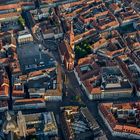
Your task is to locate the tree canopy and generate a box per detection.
[74,40,91,59]
[18,16,25,27]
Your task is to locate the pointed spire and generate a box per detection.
[70,20,74,36]
[69,20,74,50]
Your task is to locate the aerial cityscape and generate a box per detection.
[0,0,140,140]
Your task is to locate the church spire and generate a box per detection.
[69,20,74,50]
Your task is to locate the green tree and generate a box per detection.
[75,95,81,102]
[74,40,91,59]
[18,16,25,27]
[85,45,91,54]
[49,8,53,15]
[80,49,87,58]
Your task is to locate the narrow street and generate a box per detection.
[65,71,129,140]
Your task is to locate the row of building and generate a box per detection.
[60,106,107,140]
[0,1,65,140]
[2,110,58,139]
[99,101,140,139]
[57,0,140,71]
[73,27,140,100]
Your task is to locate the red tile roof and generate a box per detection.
[99,102,140,136]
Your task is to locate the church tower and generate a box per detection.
[69,20,75,50]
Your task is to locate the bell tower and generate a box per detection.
[69,20,74,50]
